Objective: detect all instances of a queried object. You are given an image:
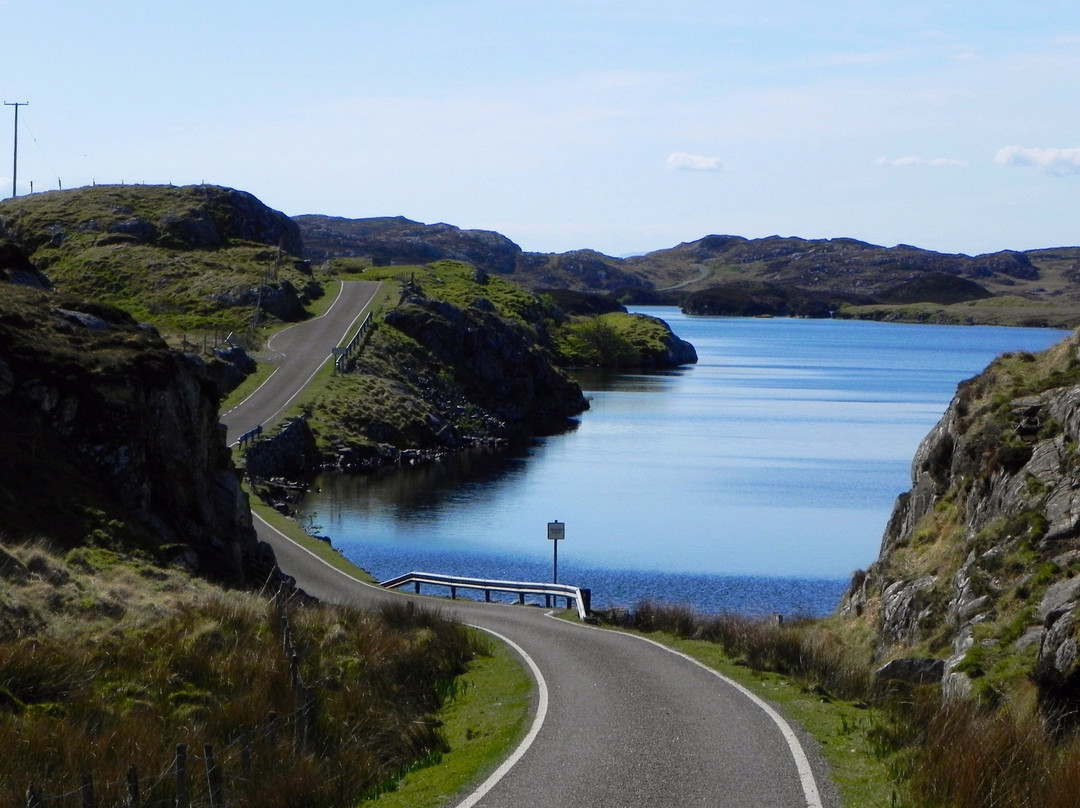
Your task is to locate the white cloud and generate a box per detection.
[995,145,1080,176]
[666,152,723,172]
[876,155,967,167]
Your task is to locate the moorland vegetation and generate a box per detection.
[4,182,1080,807]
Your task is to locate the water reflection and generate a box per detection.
[571,367,686,393]
[316,443,534,518]
[300,311,1071,616]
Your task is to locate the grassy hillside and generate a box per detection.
[0,185,321,333]
[0,539,480,808]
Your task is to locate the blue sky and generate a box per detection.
[4,0,1080,257]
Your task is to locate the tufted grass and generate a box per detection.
[0,538,477,808]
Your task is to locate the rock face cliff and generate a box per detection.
[0,280,259,579]
[842,333,1080,714]
[384,293,588,427]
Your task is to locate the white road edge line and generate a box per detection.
[253,511,550,808]
[225,282,373,445]
[622,628,824,808]
[452,626,548,808]
[222,283,347,421]
[256,512,818,808]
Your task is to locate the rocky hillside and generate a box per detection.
[272,263,594,476]
[841,332,1080,717]
[295,215,650,295]
[0,273,261,579]
[0,185,321,332]
[295,216,1080,327]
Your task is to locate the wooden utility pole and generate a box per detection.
[4,101,28,197]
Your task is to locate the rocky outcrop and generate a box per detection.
[0,282,259,579]
[841,335,1080,712]
[384,294,588,429]
[205,345,257,397]
[0,240,50,289]
[0,185,316,332]
[636,312,699,367]
[244,417,322,482]
[0,184,302,255]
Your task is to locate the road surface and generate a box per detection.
[221,281,840,807]
[220,280,381,445]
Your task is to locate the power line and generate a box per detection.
[21,113,60,191]
[4,101,28,197]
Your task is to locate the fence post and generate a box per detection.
[80,773,95,808]
[175,745,189,808]
[205,744,223,808]
[239,729,253,796]
[25,784,42,808]
[126,765,141,808]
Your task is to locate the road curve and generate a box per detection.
[222,283,840,807]
[220,280,381,445]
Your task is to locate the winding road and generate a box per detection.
[220,281,840,808]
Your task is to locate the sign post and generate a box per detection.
[547,520,565,583]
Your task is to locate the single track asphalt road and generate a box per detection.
[221,281,841,807]
[220,280,381,446]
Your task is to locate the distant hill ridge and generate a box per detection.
[3,184,1078,329]
[294,214,1080,327]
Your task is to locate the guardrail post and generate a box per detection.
[485,590,491,602]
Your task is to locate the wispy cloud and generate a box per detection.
[995,145,1080,176]
[666,152,723,172]
[876,155,967,168]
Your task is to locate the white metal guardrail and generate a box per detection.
[333,311,373,372]
[381,571,591,621]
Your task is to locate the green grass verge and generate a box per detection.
[644,631,897,807]
[370,632,534,806]
[220,358,277,412]
[248,478,536,807]
[245,485,377,584]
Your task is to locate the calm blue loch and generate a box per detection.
[298,309,1070,617]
